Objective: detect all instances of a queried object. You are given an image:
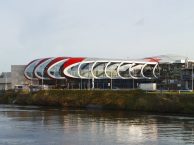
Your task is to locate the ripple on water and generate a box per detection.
[0,105,194,145]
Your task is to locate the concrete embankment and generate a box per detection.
[1,90,194,114]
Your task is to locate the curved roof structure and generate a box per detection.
[24,59,42,80]
[144,54,187,63]
[34,58,54,80]
[46,57,69,79]
[24,55,186,80]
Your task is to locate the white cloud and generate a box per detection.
[0,0,194,71]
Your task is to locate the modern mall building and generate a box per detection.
[23,55,194,90]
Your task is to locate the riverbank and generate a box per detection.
[1,89,194,114]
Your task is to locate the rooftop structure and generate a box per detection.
[24,57,158,80]
[1,55,193,90]
[21,55,194,90]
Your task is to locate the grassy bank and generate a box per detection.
[1,89,194,114]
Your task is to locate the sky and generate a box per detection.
[0,0,194,71]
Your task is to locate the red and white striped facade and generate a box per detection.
[24,55,186,80]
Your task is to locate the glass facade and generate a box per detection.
[106,63,120,78]
[24,55,194,90]
[79,62,94,78]
[24,59,42,79]
[93,62,108,78]
[48,59,67,79]
[34,58,54,79]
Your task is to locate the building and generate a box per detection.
[0,72,11,90]
[22,55,194,90]
[11,65,31,89]
[1,55,193,90]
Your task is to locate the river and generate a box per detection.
[0,105,194,145]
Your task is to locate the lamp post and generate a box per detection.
[88,79,90,90]
[111,70,113,90]
[54,67,58,88]
[5,72,7,91]
[81,78,82,90]
[88,69,90,90]
[192,64,193,91]
[92,78,94,89]
[42,68,44,90]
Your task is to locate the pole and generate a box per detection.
[192,64,193,91]
[42,69,44,89]
[92,78,94,89]
[111,70,113,90]
[5,73,7,91]
[88,79,90,90]
[81,78,82,90]
[54,68,57,88]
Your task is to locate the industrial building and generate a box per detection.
[1,55,194,91]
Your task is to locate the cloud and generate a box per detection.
[1,0,194,72]
[135,18,144,26]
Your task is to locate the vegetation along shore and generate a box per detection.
[1,89,194,114]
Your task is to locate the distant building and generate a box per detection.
[0,72,11,90]
[11,65,31,89]
[2,55,194,90]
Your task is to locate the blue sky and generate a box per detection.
[0,0,194,71]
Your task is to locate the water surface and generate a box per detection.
[0,105,194,145]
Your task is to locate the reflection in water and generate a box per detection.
[0,105,194,145]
